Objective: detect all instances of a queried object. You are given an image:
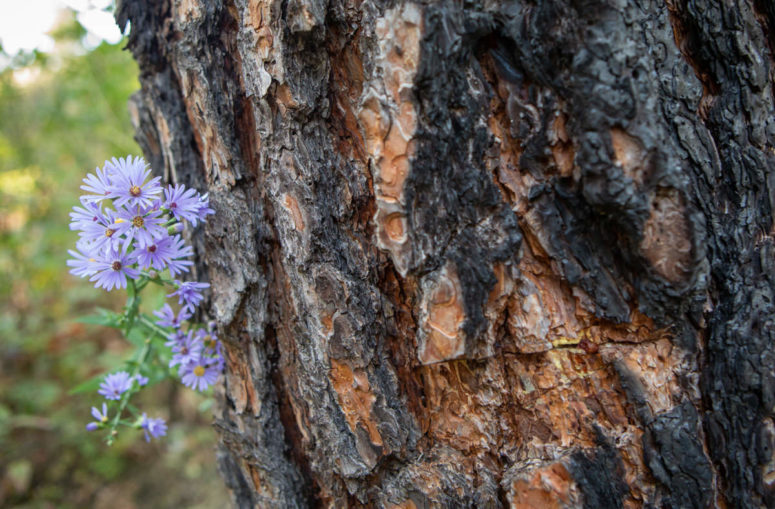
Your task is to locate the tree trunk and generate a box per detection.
[116,0,775,506]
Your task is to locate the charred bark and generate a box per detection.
[116,0,775,506]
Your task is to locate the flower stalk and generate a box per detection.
[70,155,220,445]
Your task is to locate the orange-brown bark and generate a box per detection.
[119,0,775,506]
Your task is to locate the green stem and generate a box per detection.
[122,279,141,336]
[135,275,149,291]
[104,281,171,446]
[139,271,175,286]
[139,315,171,341]
[106,337,152,446]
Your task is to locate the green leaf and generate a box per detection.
[137,313,170,340]
[126,279,136,300]
[76,308,122,328]
[68,371,105,395]
[198,398,214,413]
[125,326,146,348]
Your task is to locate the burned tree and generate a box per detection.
[116,0,775,506]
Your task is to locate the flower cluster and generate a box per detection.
[67,156,212,290]
[155,305,224,391]
[68,156,219,444]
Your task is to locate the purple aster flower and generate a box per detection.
[163,236,195,276]
[74,207,123,253]
[69,199,104,231]
[163,184,202,224]
[153,304,175,327]
[194,194,215,225]
[106,156,162,209]
[168,280,210,311]
[134,375,149,386]
[98,371,133,400]
[136,234,193,276]
[139,413,167,442]
[112,204,167,248]
[67,244,99,277]
[197,327,221,357]
[153,303,192,329]
[80,165,114,203]
[180,357,221,391]
[86,402,109,431]
[169,330,203,369]
[164,329,186,348]
[89,247,140,291]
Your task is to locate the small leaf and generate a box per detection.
[68,372,105,395]
[76,308,122,328]
[198,398,214,413]
[126,280,136,300]
[125,326,146,347]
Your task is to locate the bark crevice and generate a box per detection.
[119,0,775,505]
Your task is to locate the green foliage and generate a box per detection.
[0,11,227,508]
[76,308,124,328]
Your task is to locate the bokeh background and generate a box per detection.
[0,2,229,507]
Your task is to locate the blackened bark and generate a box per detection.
[117,0,775,506]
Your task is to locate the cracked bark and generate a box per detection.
[117,0,775,506]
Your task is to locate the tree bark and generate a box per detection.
[116,0,775,506]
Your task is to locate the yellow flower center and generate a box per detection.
[129,185,141,197]
[101,416,108,423]
[193,365,206,377]
[132,215,144,228]
[88,258,96,262]
[115,218,125,223]
[105,228,116,237]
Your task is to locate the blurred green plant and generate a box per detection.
[0,11,227,508]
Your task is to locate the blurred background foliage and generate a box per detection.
[0,9,228,508]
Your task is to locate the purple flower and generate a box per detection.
[136,234,193,276]
[194,194,215,225]
[67,244,99,277]
[180,357,221,391]
[153,303,192,329]
[106,156,162,209]
[163,184,202,224]
[163,236,195,276]
[139,413,167,442]
[153,303,175,327]
[134,375,149,386]
[89,247,140,291]
[168,280,209,311]
[80,165,114,203]
[72,206,123,253]
[197,327,221,356]
[164,329,186,348]
[112,204,167,248]
[86,403,109,431]
[98,371,133,400]
[69,200,103,231]
[170,330,203,369]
